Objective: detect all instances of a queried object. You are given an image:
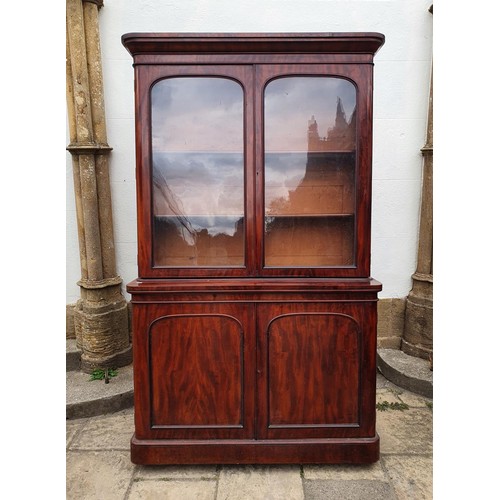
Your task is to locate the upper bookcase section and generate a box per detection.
[122,33,384,278]
[121,32,385,64]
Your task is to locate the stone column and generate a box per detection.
[402,61,433,362]
[66,0,132,372]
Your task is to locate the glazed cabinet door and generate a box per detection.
[255,64,374,277]
[134,65,256,278]
[132,302,256,440]
[256,301,378,440]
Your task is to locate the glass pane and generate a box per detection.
[151,77,245,267]
[264,77,356,267]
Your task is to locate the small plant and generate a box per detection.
[89,368,118,382]
[425,401,433,410]
[376,400,409,412]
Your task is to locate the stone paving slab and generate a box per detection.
[66,450,135,500]
[303,479,397,500]
[303,462,386,481]
[66,378,433,499]
[69,409,134,451]
[66,417,88,447]
[377,407,433,455]
[128,479,218,500]
[217,465,304,500]
[134,465,218,480]
[382,455,433,500]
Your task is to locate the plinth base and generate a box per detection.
[130,434,380,465]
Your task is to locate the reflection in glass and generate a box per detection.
[264,77,357,267]
[151,77,245,267]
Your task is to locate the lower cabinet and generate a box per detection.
[128,279,381,464]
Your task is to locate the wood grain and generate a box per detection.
[149,314,243,427]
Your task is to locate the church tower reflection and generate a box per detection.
[267,98,356,217]
[264,97,356,266]
[307,98,356,152]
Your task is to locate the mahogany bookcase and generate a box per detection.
[122,32,384,465]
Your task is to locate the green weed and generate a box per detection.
[376,400,409,411]
[89,368,118,381]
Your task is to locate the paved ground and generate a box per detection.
[66,374,432,499]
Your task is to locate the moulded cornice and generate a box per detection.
[121,32,385,58]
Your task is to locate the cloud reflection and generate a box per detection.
[152,77,243,152]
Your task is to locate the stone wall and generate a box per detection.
[377,298,406,349]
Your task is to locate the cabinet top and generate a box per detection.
[122,32,385,57]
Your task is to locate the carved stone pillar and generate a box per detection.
[402,64,433,362]
[66,0,132,372]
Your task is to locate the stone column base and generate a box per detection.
[401,337,432,361]
[80,345,132,373]
[73,282,133,373]
[402,274,433,362]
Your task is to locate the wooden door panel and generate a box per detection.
[267,313,360,427]
[150,314,244,428]
[256,302,378,440]
[132,302,255,440]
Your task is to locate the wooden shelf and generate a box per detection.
[265,213,354,218]
[155,214,244,219]
[265,150,355,155]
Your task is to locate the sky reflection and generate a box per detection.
[152,77,243,152]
